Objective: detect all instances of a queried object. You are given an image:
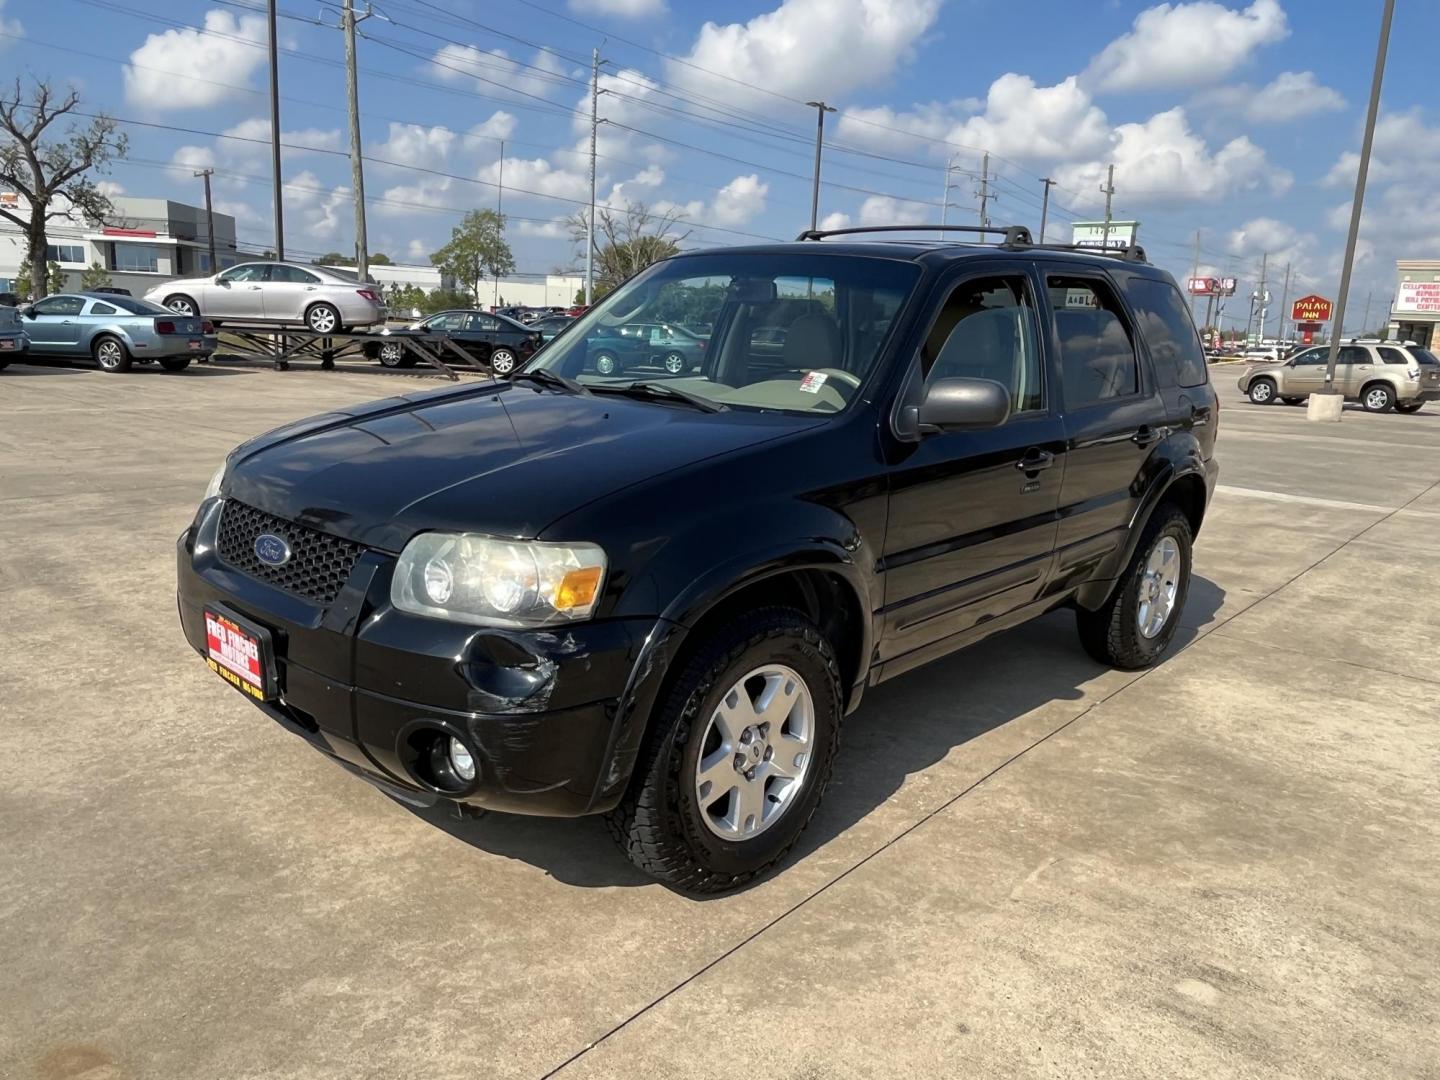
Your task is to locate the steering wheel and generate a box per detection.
[809,367,862,389]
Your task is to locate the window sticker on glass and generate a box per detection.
[798,371,828,394]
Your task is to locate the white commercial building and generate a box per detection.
[1390,259,1440,348]
[0,195,240,297]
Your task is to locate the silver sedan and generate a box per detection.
[144,261,386,334]
[19,292,216,373]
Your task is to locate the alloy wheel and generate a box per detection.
[1137,536,1180,639]
[693,664,814,841]
[1366,388,1391,411]
[308,306,338,334]
[491,349,516,373]
[594,352,617,375]
[664,351,686,374]
[379,342,405,366]
[96,340,125,370]
[167,298,195,316]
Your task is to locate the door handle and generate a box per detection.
[1014,449,1055,472]
[248,286,263,290]
[1132,425,1162,446]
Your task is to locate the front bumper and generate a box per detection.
[176,500,675,816]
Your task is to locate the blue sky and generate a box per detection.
[5,0,1436,327]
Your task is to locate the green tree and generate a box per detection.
[13,260,34,300]
[568,202,690,297]
[46,260,66,295]
[80,261,112,290]
[369,252,392,265]
[0,79,128,282]
[431,209,514,303]
[422,287,476,315]
[313,251,349,266]
[388,283,426,314]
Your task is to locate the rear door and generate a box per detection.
[1338,344,1377,395]
[1044,267,1169,587]
[879,263,1066,662]
[265,265,323,324]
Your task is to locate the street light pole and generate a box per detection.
[805,101,836,232]
[266,0,284,260]
[1314,0,1395,421]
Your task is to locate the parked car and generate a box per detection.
[177,229,1216,892]
[529,314,575,343]
[586,321,709,375]
[0,302,28,368]
[144,261,386,334]
[18,292,215,372]
[1237,341,1440,412]
[362,309,542,373]
[0,291,27,307]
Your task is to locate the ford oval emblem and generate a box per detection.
[254,533,292,567]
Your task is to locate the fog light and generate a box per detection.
[448,737,476,782]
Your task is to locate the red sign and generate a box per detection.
[1188,276,1217,295]
[103,226,157,238]
[205,611,266,700]
[1291,294,1333,322]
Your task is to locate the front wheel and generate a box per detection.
[93,335,132,373]
[593,350,618,376]
[1076,505,1192,670]
[663,351,687,374]
[305,303,341,335]
[1395,401,1424,414]
[607,608,841,893]
[1247,377,1277,405]
[1361,383,1395,412]
[490,348,517,374]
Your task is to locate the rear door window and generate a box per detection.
[1124,277,1209,388]
[1338,345,1370,364]
[1048,276,1140,408]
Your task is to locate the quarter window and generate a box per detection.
[1378,347,1409,365]
[923,275,1044,414]
[1124,277,1208,387]
[1049,276,1139,407]
[88,301,118,315]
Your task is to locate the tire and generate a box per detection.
[305,302,342,335]
[163,294,198,317]
[490,348,517,374]
[663,351,686,375]
[1361,383,1395,412]
[92,335,132,373]
[158,356,192,372]
[593,350,618,376]
[1247,377,1277,405]
[376,341,415,368]
[606,607,842,893]
[0,358,9,372]
[1076,505,1192,671]
[1395,401,1425,414]
[1280,396,1305,406]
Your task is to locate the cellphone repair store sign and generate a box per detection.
[1397,281,1440,313]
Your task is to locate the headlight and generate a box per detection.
[203,462,226,502]
[391,533,606,627]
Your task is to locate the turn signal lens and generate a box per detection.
[555,566,602,611]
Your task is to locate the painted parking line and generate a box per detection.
[1214,485,1394,514]
[1218,429,1440,453]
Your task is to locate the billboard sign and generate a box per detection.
[1220,277,1237,295]
[1291,294,1334,322]
[1396,281,1440,313]
[1071,220,1138,248]
[1188,276,1238,297]
[0,191,18,210]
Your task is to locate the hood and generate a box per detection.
[226,382,824,552]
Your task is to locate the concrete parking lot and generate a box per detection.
[2,358,1437,1079]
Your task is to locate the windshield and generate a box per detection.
[525,252,919,414]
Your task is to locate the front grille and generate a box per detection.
[216,500,362,605]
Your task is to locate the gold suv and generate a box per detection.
[1238,341,1440,413]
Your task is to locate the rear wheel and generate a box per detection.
[1247,377,1277,405]
[305,302,341,335]
[663,351,687,374]
[1361,383,1395,412]
[1280,395,1305,405]
[1076,505,1192,670]
[158,356,192,372]
[92,335,132,373]
[1395,401,1424,414]
[490,348,517,374]
[593,350,618,376]
[606,607,841,893]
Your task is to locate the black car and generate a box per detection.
[586,321,709,375]
[363,309,541,373]
[178,226,1217,892]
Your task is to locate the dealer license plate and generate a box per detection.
[204,607,276,701]
[188,339,203,351]
[0,339,15,350]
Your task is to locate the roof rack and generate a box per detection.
[795,223,1034,246]
[1014,240,1149,264]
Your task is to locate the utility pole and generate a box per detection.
[805,101,836,232]
[341,0,371,281]
[1360,290,1373,335]
[1039,177,1056,243]
[1276,262,1291,342]
[493,139,504,309]
[586,48,608,306]
[1318,0,1394,417]
[1099,163,1115,248]
[940,156,957,226]
[267,0,284,260]
[194,168,216,273]
[1249,252,1268,342]
[975,152,993,228]
[1189,230,1201,319]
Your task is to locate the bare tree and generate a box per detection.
[0,78,128,280]
[568,202,693,297]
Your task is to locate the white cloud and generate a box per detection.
[711,174,769,226]
[1085,0,1288,93]
[669,0,942,102]
[430,44,570,105]
[372,123,455,172]
[517,218,572,239]
[95,181,125,199]
[223,118,341,159]
[858,195,933,226]
[481,157,591,202]
[169,145,216,175]
[1323,108,1440,188]
[405,238,429,261]
[606,165,665,205]
[0,0,23,47]
[124,10,268,110]
[568,0,665,15]
[1227,217,1300,255]
[948,75,1110,162]
[469,111,518,144]
[1194,70,1345,123]
[376,177,455,218]
[1055,107,1290,207]
[819,211,852,231]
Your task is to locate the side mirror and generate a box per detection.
[912,377,1011,433]
[217,277,231,287]
[20,305,36,319]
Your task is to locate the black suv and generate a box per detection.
[177,225,1217,892]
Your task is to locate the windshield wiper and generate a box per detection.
[591,380,729,413]
[509,368,590,395]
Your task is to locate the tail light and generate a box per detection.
[357,289,380,302]
[155,319,176,334]
[202,320,214,334]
